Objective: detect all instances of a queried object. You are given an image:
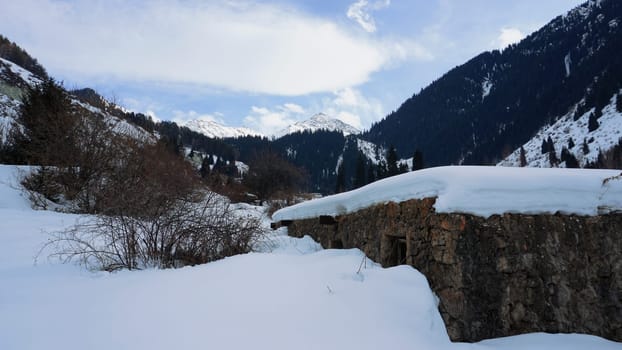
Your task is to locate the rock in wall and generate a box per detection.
[284,198,622,342]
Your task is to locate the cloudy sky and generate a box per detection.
[0,0,583,135]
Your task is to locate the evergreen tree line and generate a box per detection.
[335,145,424,193]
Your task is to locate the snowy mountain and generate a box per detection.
[365,0,622,167]
[0,56,154,145]
[184,118,263,139]
[277,113,360,137]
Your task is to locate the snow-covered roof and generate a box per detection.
[273,166,622,220]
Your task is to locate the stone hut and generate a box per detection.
[272,166,622,343]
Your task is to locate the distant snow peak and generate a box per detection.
[277,113,361,137]
[184,119,263,139]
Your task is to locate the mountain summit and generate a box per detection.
[184,119,263,139]
[277,113,360,137]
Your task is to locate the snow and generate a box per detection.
[564,52,572,77]
[499,92,622,168]
[235,160,249,175]
[70,98,155,143]
[273,166,622,221]
[0,98,19,143]
[482,77,493,99]
[276,113,361,138]
[357,138,384,165]
[1,164,621,350]
[184,118,263,139]
[0,57,42,86]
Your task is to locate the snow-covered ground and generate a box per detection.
[274,165,622,221]
[1,164,621,350]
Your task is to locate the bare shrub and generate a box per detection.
[40,140,266,271]
[44,191,264,271]
[15,80,267,270]
[243,150,307,205]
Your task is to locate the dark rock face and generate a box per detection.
[284,198,622,342]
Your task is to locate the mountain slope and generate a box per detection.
[498,91,622,167]
[365,0,622,166]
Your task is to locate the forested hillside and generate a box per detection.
[365,0,622,166]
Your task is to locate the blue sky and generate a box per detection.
[0,0,584,135]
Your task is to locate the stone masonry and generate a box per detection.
[281,198,622,342]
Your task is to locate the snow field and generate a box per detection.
[0,165,621,350]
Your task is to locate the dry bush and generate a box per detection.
[243,150,307,204]
[44,191,264,271]
[41,144,263,271]
[41,140,266,271]
[16,80,266,270]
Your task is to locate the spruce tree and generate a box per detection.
[547,136,554,151]
[412,149,424,171]
[353,154,366,189]
[588,112,599,132]
[335,162,346,193]
[582,138,590,155]
[541,138,549,154]
[568,137,575,149]
[617,93,622,113]
[548,137,558,167]
[519,146,527,167]
[386,145,399,177]
[367,164,376,184]
[561,147,579,168]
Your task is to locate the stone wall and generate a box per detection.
[283,198,622,342]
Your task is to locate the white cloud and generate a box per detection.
[281,103,306,115]
[243,104,299,136]
[347,0,390,33]
[172,110,225,125]
[335,111,362,130]
[245,88,384,136]
[495,27,526,49]
[0,0,410,96]
[122,97,164,123]
[323,88,384,129]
